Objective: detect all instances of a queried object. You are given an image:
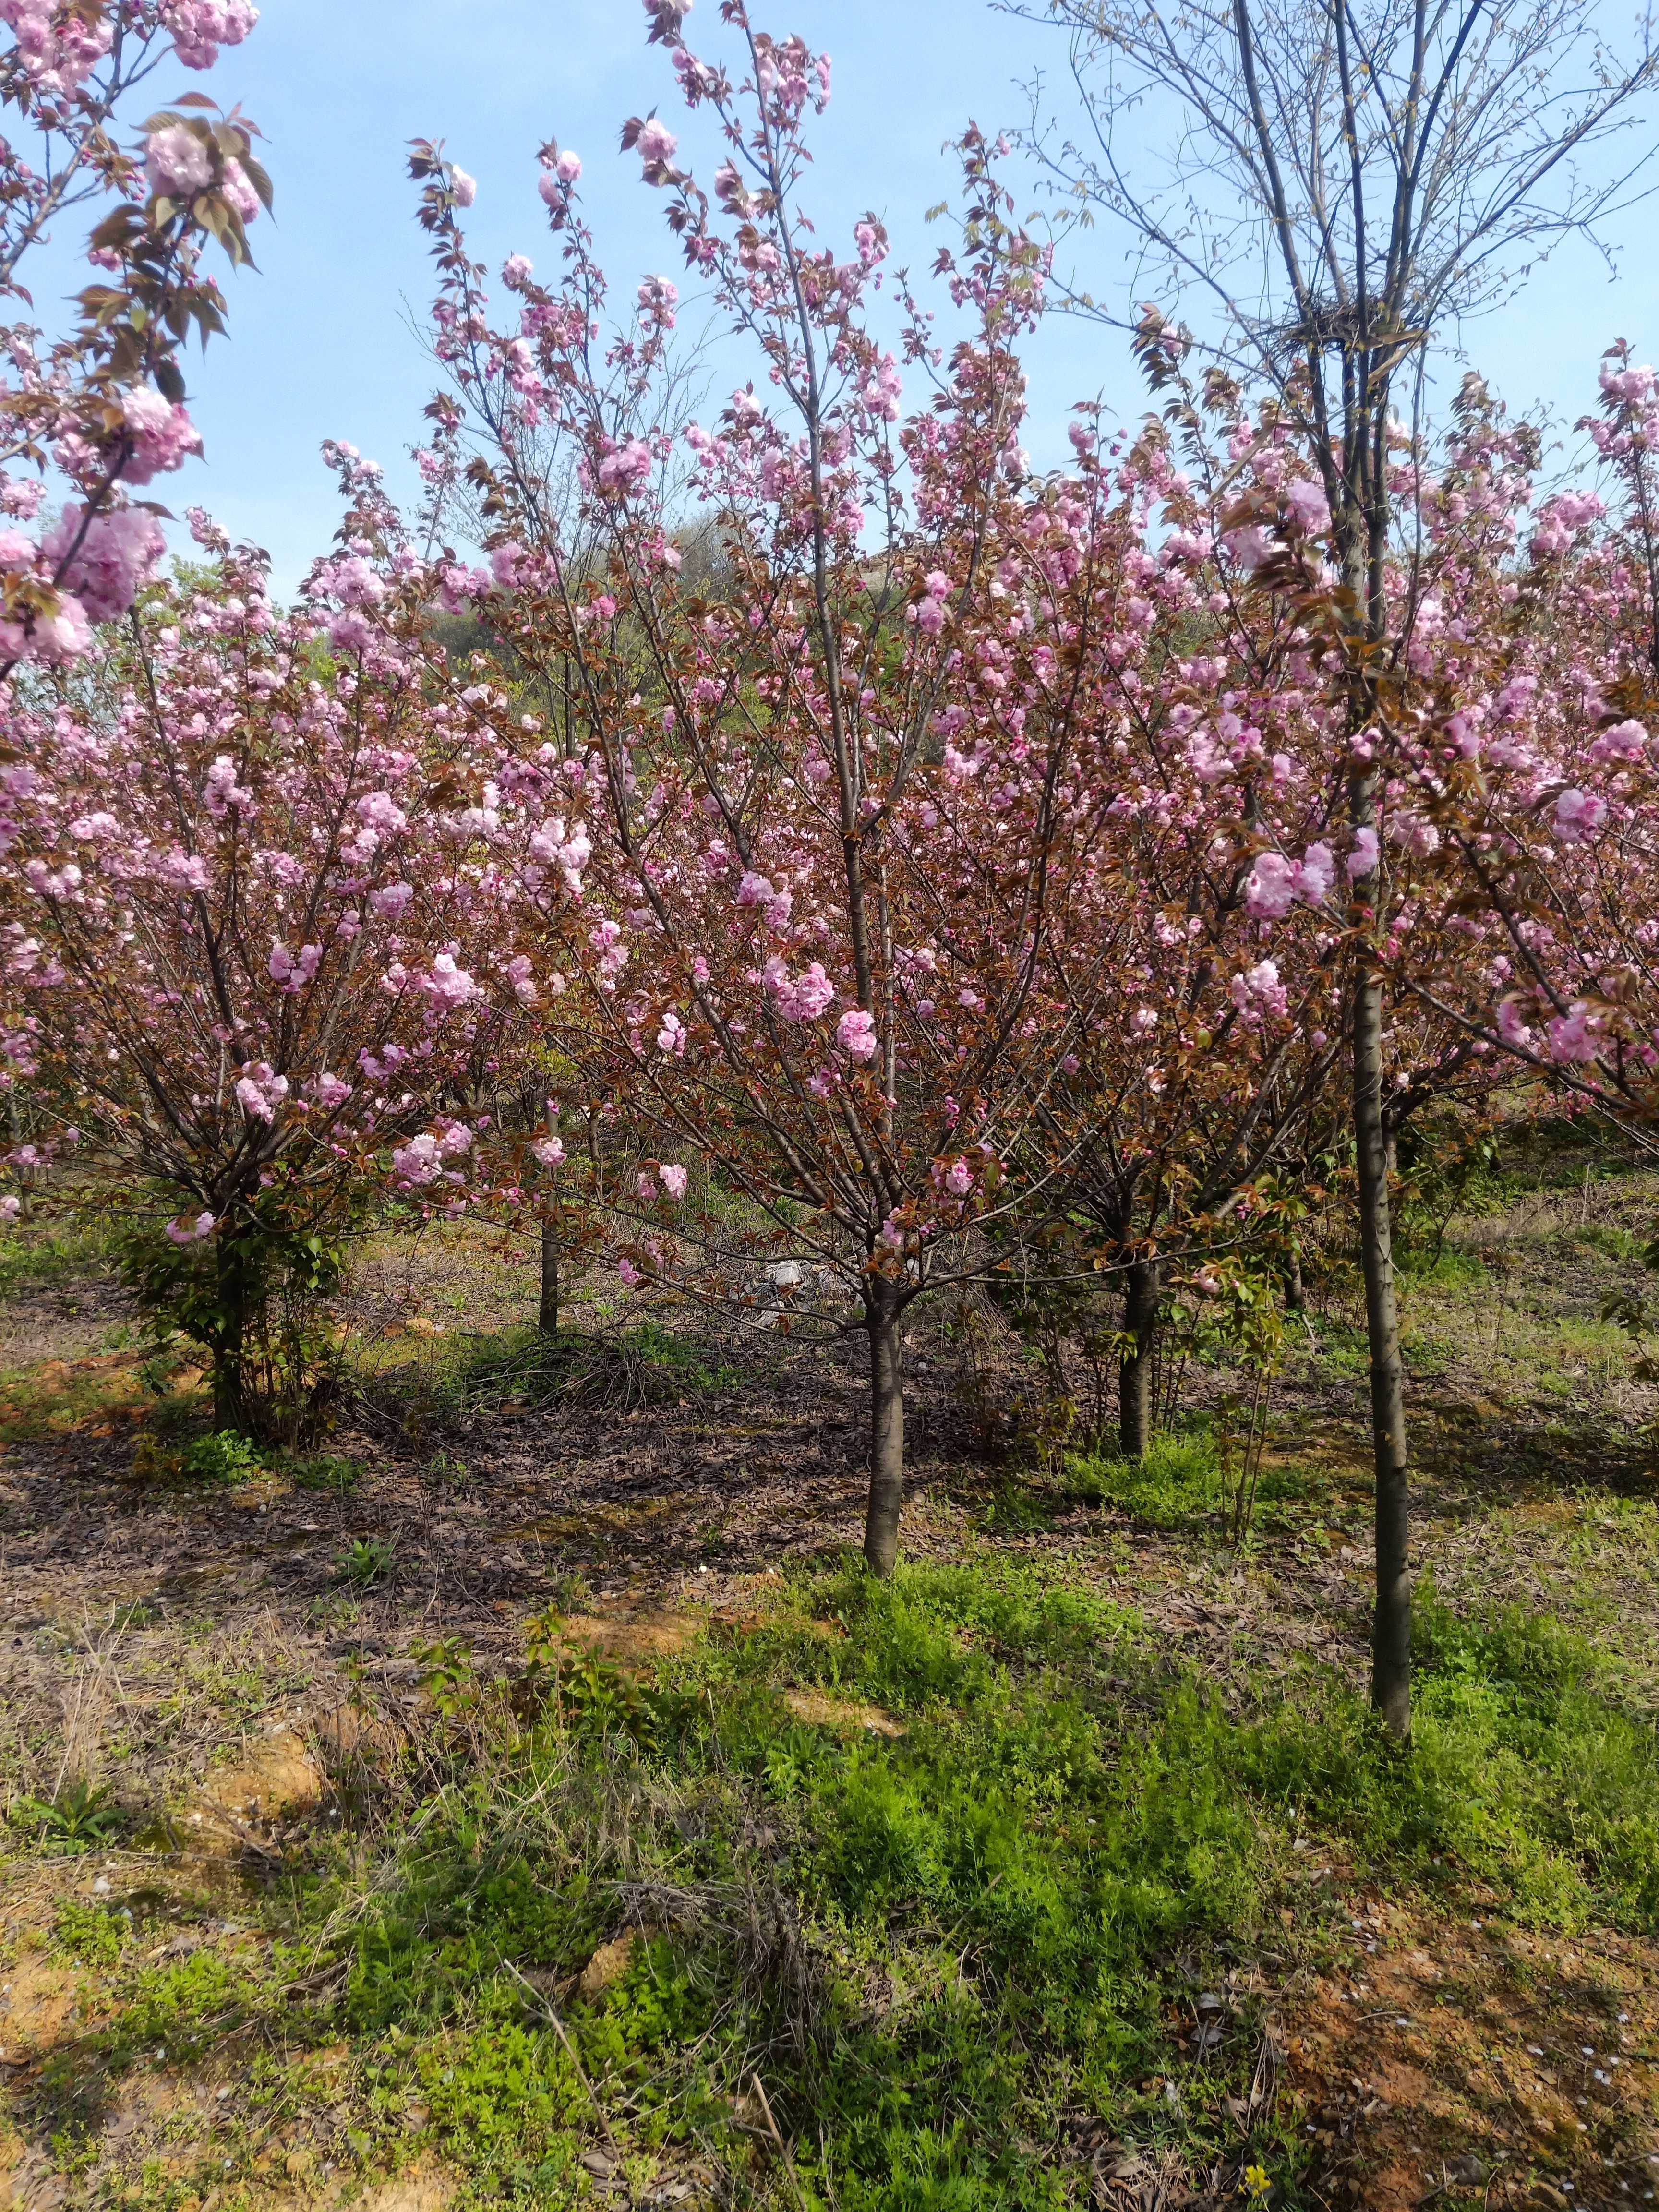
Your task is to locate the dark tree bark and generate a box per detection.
[210,1232,252,1434]
[539,1217,559,1335]
[1118,1257,1160,1460]
[1352,948,1411,1738]
[863,1293,906,1576]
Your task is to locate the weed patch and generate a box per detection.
[9,1561,1658,2210]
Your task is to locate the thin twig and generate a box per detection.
[504,1957,621,2156]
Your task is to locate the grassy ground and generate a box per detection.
[0,1137,1658,2212]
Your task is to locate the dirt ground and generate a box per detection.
[1,1163,1658,2211]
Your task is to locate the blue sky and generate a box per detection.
[78,0,1659,589]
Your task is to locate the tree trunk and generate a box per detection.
[539,1100,561,1335]
[211,1231,250,1434]
[1118,1258,1159,1461]
[1285,1247,1305,1312]
[211,1347,243,1432]
[539,1216,559,1335]
[863,1296,905,1576]
[1353,957,1412,1740]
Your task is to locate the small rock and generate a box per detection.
[578,1935,638,2001]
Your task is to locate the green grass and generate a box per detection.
[10,1558,1659,2211]
[356,1319,738,1430]
[1058,1431,1310,1533]
[0,1215,116,1303]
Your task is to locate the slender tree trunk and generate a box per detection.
[1284,1247,1305,1312]
[1353,955,1411,1740]
[863,1294,905,1576]
[539,1217,559,1335]
[1118,1258,1159,1461]
[539,1101,560,1335]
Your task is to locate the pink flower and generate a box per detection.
[0,1195,19,1225]
[617,1256,643,1287]
[769,960,834,1022]
[120,387,202,485]
[531,1135,565,1169]
[1297,842,1335,903]
[556,147,582,182]
[837,1008,878,1061]
[1285,478,1330,535]
[40,506,166,624]
[1231,959,1288,1022]
[1548,1003,1602,1064]
[596,439,653,493]
[234,1063,288,1122]
[450,167,477,207]
[1553,788,1607,844]
[1590,719,1647,763]
[164,1209,216,1245]
[660,1163,688,1200]
[161,0,259,71]
[637,1170,659,1202]
[269,940,321,989]
[490,541,528,591]
[1243,852,1297,919]
[490,952,533,1007]
[221,157,261,223]
[145,122,213,200]
[635,118,678,168]
[393,1133,443,1185]
[1221,523,1274,571]
[1496,998,1536,1052]
[421,953,480,1010]
[1346,827,1380,879]
[204,756,253,816]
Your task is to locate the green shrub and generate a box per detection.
[1062,1431,1224,1527]
[181,1429,264,1484]
[336,1536,397,1587]
[289,1451,361,1494]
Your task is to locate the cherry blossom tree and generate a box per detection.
[401,12,1202,1575]
[2,0,267,678]
[0,460,551,1434]
[1364,349,1659,1136]
[1021,0,1657,1739]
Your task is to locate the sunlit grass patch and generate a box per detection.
[7,1559,1657,2211]
[0,1352,149,1442]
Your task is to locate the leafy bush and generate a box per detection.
[1062,1431,1224,1527]
[450,1322,735,1417]
[289,1450,361,1494]
[181,1429,264,1484]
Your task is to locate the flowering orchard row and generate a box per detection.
[1,0,1657,1576]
